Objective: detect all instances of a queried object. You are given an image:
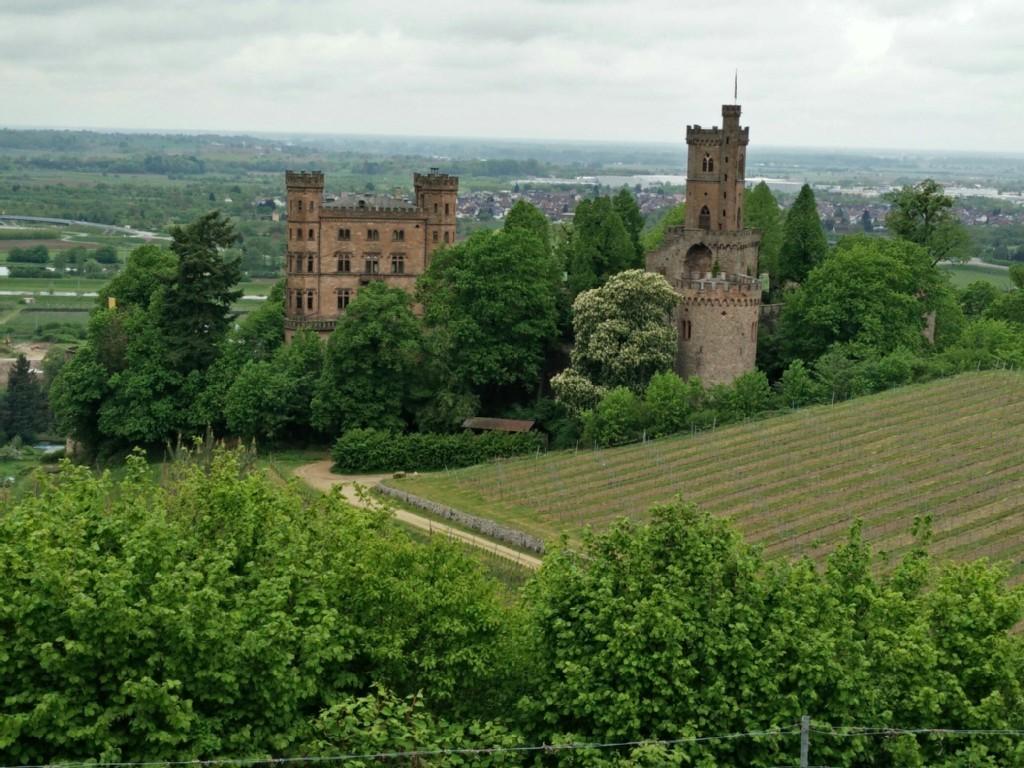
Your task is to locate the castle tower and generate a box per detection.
[284,171,325,341]
[414,168,458,265]
[646,104,762,385]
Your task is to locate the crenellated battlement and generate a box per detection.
[686,125,750,145]
[285,170,324,188]
[677,273,762,302]
[413,169,459,190]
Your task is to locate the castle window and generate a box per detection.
[306,289,314,310]
[337,288,352,310]
[444,203,449,215]
[297,200,303,211]
[364,253,380,274]
[751,321,757,341]
[367,229,380,241]
[308,228,315,240]
[307,255,314,272]
[433,231,439,242]
[336,252,351,273]
[698,205,711,229]
[338,228,351,240]
[293,289,301,309]
[434,203,438,213]
[682,319,692,341]
[392,229,405,242]
[702,153,714,173]
[309,201,315,211]
[443,231,450,243]
[391,253,405,274]
[737,208,742,227]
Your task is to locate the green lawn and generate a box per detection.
[388,371,1024,584]
[940,262,1014,289]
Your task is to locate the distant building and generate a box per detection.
[283,169,458,341]
[646,104,762,385]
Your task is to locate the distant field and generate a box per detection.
[940,263,1014,289]
[389,371,1024,583]
[0,239,100,253]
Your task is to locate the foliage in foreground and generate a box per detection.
[331,427,544,473]
[0,451,508,763]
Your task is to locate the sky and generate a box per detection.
[1,0,1021,153]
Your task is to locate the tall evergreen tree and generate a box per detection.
[160,211,242,371]
[503,200,551,254]
[612,188,645,265]
[778,183,828,285]
[567,196,634,297]
[3,355,46,443]
[743,181,783,285]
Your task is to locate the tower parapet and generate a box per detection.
[285,170,325,189]
[414,167,459,263]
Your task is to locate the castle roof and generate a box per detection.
[323,193,418,212]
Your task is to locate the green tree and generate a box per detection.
[3,354,47,442]
[612,187,645,264]
[503,199,551,254]
[860,209,873,232]
[552,269,678,400]
[959,280,1001,318]
[581,386,646,447]
[643,371,704,437]
[743,182,783,284]
[100,244,178,310]
[93,245,118,264]
[985,288,1024,326]
[0,450,508,763]
[775,359,822,407]
[641,202,685,253]
[885,179,970,265]
[777,184,827,285]
[313,283,425,434]
[567,196,636,296]
[778,237,950,363]
[418,228,560,403]
[160,211,242,371]
[1011,263,1024,289]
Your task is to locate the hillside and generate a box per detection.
[387,371,1024,582]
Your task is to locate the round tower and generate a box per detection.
[284,170,324,341]
[414,168,458,265]
[674,274,761,385]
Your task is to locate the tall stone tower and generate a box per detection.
[646,104,762,386]
[414,168,458,265]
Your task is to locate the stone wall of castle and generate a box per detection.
[674,277,761,385]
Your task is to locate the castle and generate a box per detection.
[646,104,762,385]
[283,168,458,340]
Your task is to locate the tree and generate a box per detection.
[860,209,873,232]
[959,280,1001,318]
[985,288,1024,326]
[3,354,46,442]
[0,450,508,763]
[99,244,177,310]
[1010,263,1024,289]
[641,202,685,253]
[778,237,950,363]
[567,196,636,296]
[503,199,551,255]
[552,269,678,402]
[612,187,645,264]
[312,283,425,435]
[777,184,827,285]
[160,211,242,371]
[743,182,783,284]
[885,179,970,265]
[418,228,561,404]
[93,245,118,264]
[581,386,646,447]
[643,371,704,437]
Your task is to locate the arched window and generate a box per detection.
[307,255,315,272]
[443,231,449,243]
[702,153,714,173]
[698,205,711,230]
[297,200,303,211]
[444,203,449,215]
[306,290,315,310]
[681,319,692,341]
[337,288,352,310]
[308,228,315,240]
[336,252,351,273]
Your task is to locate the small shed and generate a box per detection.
[461,417,535,433]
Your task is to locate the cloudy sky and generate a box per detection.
[2,0,1021,152]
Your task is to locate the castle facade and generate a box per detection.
[646,104,762,385]
[283,168,458,340]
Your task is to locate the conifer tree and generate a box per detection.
[3,354,46,442]
[612,188,645,264]
[777,183,828,285]
[743,181,783,284]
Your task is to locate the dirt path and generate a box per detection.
[293,460,542,570]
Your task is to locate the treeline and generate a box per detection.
[2,452,1022,766]
[6,243,120,279]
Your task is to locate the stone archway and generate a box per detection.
[684,243,713,276]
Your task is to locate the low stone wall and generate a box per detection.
[376,483,546,555]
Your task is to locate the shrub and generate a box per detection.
[331,428,544,473]
[581,387,647,447]
[8,265,58,278]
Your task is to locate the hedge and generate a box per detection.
[331,428,545,473]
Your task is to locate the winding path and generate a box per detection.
[293,460,542,570]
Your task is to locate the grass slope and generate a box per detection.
[389,371,1024,583]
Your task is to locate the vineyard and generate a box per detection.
[387,371,1024,582]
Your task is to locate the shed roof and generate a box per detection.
[462,417,535,433]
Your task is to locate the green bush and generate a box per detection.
[331,428,544,473]
[8,264,58,278]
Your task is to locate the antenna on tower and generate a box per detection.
[734,69,738,104]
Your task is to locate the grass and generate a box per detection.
[940,263,1015,289]
[389,371,1024,584]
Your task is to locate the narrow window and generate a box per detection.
[434,203,438,213]
[391,253,405,274]
[443,231,450,243]
[433,231,439,242]
[444,202,449,215]
[297,200,303,211]
[307,255,314,272]
[698,206,711,229]
[306,290,314,310]
[309,201,315,211]
[307,228,314,240]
